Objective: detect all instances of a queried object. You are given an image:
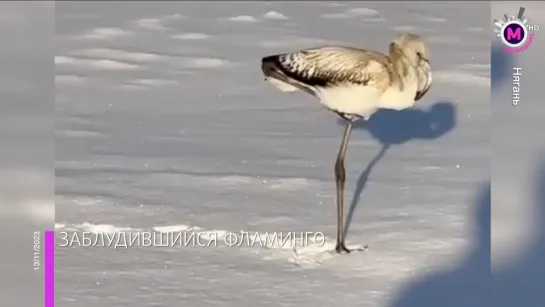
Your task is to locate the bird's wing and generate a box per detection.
[414,58,432,101]
[271,46,393,90]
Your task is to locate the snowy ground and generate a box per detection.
[55,2,490,306]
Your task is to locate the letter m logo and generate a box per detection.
[507,27,521,40]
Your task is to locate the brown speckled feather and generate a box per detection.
[262,46,398,95]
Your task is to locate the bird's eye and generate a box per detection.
[416,51,428,63]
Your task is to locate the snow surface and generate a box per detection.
[55,2,490,306]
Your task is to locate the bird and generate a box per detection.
[260,32,432,254]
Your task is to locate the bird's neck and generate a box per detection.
[388,43,418,86]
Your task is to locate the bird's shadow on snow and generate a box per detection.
[335,101,456,238]
[388,158,545,307]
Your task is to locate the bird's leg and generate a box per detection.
[334,119,354,254]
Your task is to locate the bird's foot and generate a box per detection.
[335,244,351,254]
[335,243,368,254]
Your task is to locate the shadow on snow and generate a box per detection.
[336,101,456,239]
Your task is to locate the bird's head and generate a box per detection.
[390,33,432,102]
[391,32,430,66]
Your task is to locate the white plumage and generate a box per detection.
[260,32,432,254]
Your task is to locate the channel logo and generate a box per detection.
[494,6,540,54]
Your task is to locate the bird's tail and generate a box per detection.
[261,54,315,95]
[261,55,286,78]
